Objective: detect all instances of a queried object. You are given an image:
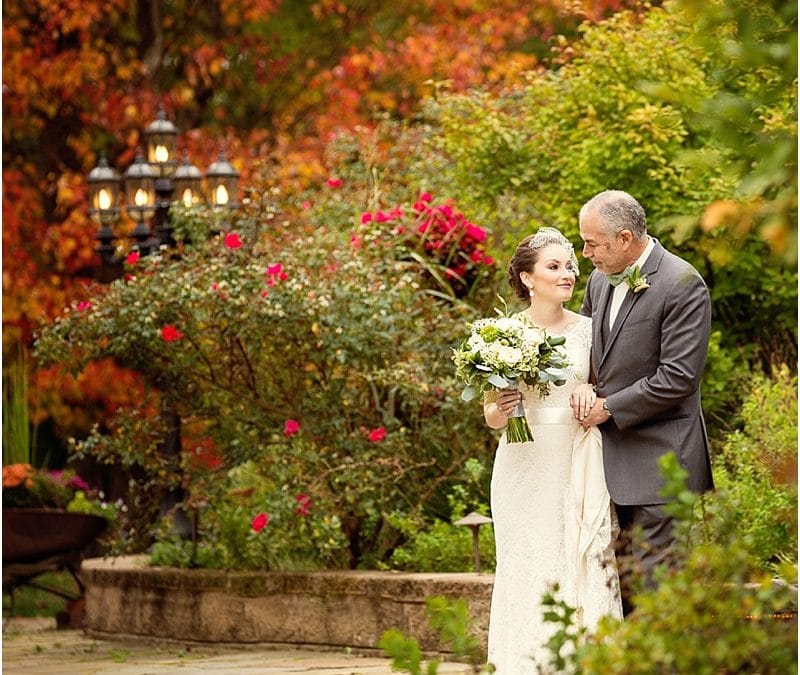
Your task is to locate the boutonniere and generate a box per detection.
[625,265,649,293]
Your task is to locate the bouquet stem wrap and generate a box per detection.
[504,383,533,443]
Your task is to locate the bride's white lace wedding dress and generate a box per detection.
[487,315,622,673]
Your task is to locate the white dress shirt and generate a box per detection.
[608,237,655,329]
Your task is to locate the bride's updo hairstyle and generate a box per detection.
[508,227,580,302]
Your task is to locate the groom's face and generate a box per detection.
[579,212,630,275]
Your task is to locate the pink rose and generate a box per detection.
[464,223,487,242]
[368,427,386,442]
[284,419,300,437]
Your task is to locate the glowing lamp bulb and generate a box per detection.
[215,184,229,206]
[182,188,194,208]
[97,188,112,210]
[154,144,169,163]
[134,188,149,207]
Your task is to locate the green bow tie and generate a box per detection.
[607,264,638,287]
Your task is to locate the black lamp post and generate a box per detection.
[86,107,241,538]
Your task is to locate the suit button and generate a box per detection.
[598,381,605,388]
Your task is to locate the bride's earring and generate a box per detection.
[527,285,534,297]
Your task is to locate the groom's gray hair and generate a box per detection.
[579,190,647,241]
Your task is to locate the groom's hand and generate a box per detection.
[580,398,611,429]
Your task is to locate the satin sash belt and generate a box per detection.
[526,407,575,426]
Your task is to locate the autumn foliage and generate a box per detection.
[3,0,633,444]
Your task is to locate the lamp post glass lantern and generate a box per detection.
[173,151,203,208]
[87,155,122,266]
[205,149,240,210]
[87,154,121,224]
[144,105,178,177]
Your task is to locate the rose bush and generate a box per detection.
[34,192,499,568]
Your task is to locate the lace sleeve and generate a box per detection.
[573,315,593,353]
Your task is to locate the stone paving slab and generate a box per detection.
[2,618,473,674]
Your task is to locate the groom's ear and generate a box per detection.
[618,229,634,249]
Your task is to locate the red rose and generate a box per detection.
[251,512,269,533]
[295,493,312,517]
[224,232,242,249]
[160,325,184,342]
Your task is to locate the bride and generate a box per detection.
[484,228,622,672]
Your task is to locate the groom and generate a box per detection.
[572,189,713,616]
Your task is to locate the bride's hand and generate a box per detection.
[494,389,523,417]
[570,384,596,421]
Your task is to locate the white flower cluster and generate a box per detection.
[452,312,570,402]
[465,316,546,375]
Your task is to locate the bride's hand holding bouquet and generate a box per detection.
[452,305,571,443]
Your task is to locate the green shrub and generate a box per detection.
[711,365,797,570]
[150,459,348,570]
[385,458,496,573]
[388,517,496,574]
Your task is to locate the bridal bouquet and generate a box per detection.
[452,311,571,443]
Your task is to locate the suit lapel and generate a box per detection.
[597,240,665,369]
[593,275,614,358]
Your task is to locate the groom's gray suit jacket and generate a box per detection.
[581,239,713,506]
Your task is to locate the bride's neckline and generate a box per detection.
[518,311,583,336]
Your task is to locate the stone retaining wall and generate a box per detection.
[81,556,494,652]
